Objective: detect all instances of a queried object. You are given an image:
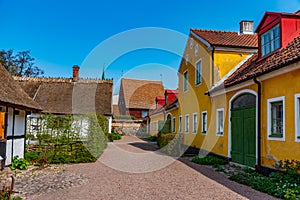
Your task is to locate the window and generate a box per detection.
[192,113,198,134]
[195,44,199,56]
[295,94,300,141]
[185,54,189,65]
[261,24,280,56]
[172,117,176,132]
[216,108,224,136]
[185,114,189,133]
[142,110,148,118]
[179,115,182,133]
[151,121,158,132]
[202,111,207,134]
[183,71,188,92]
[268,97,285,140]
[195,59,202,85]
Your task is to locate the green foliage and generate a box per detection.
[0,49,44,77]
[85,115,108,158]
[192,155,227,165]
[114,115,135,120]
[11,156,28,170]
[146,136,157,142]
[113,133,122,140]
[25,133,35,140]
[157,132,182,156]
[25,114,108,165]
[229,160,300,199]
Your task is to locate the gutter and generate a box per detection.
[253,77,262,172]
[212,46,215,87]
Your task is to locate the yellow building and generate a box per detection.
[209,11,300,170]
[177,22,258,158]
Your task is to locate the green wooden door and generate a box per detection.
[231,106,256,167]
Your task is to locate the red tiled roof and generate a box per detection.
[120,78,165,110]
[223,34,300,87]
[191,29,258,48]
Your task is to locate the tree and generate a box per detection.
[0,49,44,77]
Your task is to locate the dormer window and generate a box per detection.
[261,24,280,56]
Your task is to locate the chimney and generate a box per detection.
[239,20,254,34]
[72,65,80,82]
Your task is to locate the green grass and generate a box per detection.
[192,155,227,165]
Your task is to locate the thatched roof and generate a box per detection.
[0,64,41,111]
[14,77,113,115]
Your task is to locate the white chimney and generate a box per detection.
[240,20,254,34]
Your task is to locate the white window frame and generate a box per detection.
[185,54,189,65]
[295,94,300,142]
[261,24,280,56]
[195,44,199,56]
[192,113,198,134]
[183,70,188,92]
[172,117,176,133]
[179,115,182,133]
[185,114,189,133]
[201,111,208,134]
[195,58,202,86]
[267,96,285,141]
[216,108,224,136]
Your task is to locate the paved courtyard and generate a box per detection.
[22,136,277,200]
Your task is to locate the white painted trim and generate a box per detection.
[267,96,285,141]
[190,31,211,48]
[295,94,300,142]
[210,80,254,97]
[201,110,208,135]
[216,108,225,136]
[183,70,188,92]
[179,115,183,133]
[185,114,190,134]
[257,61,300,82]
[192,112,198,134]
[195,58,203,86]
[211,59,300,98]
[214,47,257,53]
[228,89,258,164]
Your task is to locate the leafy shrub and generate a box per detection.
[11,156,28,170]
[114,115,135,120]
[157,132,182,156]
[192,155,227,165]
[147,136,157,142]
[113,133,122,140]
[229,160,300,199]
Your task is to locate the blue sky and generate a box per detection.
[0,0,299,93]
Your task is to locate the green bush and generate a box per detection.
[11,156,29,170]
[192,155,227,165]
[113,133,122,140]
[157,132,182,156]
[229,162,300,199]
[114,115,135,120]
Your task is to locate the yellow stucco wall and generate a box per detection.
[212,67,300,169]
[214,51,249,84]
[260,68,300,167]
[178,34,254,157]
[149,112,164,136]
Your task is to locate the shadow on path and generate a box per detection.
[130,139,278,200]
[128,142,158,152]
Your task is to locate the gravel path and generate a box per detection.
[21,136,277,200]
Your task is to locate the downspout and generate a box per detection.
[254,77,262,172]
[211,46,215,87]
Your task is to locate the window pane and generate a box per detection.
[196,60,202,85]
[202,112,207,133]
[184,71,188,91]
[271,101,283,135]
